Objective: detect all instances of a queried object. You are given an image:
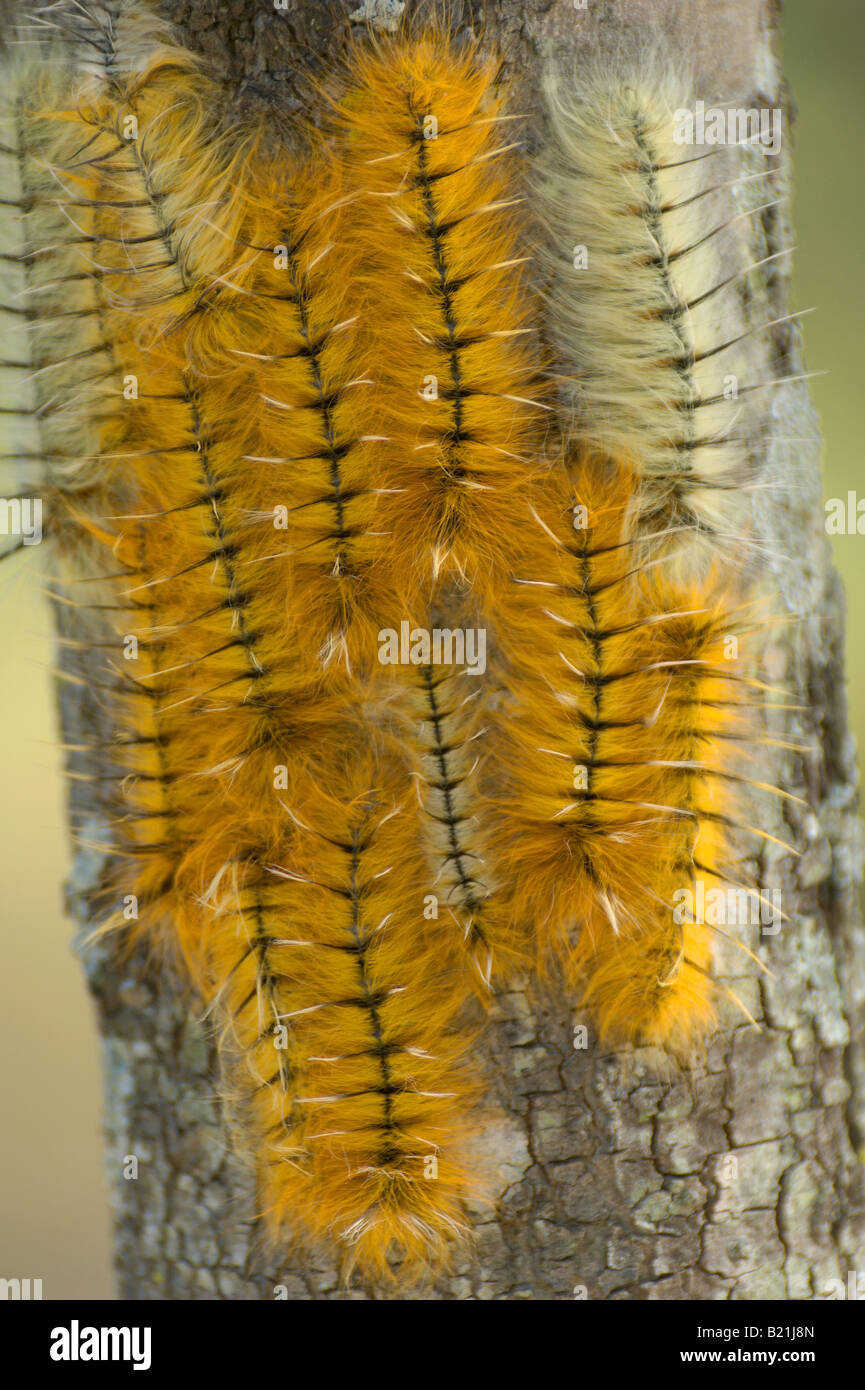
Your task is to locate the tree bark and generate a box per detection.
[49,0,865,1299]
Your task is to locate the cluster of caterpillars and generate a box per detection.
[0,1,801,1282]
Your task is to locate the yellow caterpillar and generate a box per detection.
[483,60,800,1053]
[211,727,479,1283]
[488,452,793,1053]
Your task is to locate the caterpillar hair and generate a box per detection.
[185,140,408,682]
[0,10,193,933]
[5,7,298,960]
[390,658,504,991]
[329,32,550,608]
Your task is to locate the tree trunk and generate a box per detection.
[49,0,865,1299]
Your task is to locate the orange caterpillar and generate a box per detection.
[211,726,479,1281]
[488,453,792,1053]
[332,33,549,608]
[392,660,502,989]
[321,33,549,982]
[490,58,801,1052]
[0,30,189,930]
[203,151,404,681]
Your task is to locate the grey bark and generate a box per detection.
[50,0,865,1299]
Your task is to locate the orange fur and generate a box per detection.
[26,42,296,960]
[210,729,480,1281]
[314,34,549,982]
[387,660,508,990]
[486,451,781,1053]
[328,33,550,610]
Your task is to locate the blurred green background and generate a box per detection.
[0,0,861,1301]
[785,0,865,745]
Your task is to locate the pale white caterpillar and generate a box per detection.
[532,63,791,574]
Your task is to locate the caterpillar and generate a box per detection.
[487,451,795,1053]
[7,12,285,962]
[333,33,550,606]
[209,151,407,683]
[532,64,788,578]
[390,658,501,990]
[211,726,480,1282]
[0,26,174,926]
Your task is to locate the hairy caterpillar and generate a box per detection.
[333,33,549,603]
[210,156,408,682]
[0,29,180,930]
[8,15,285,960]
[488,453,795,1052]
[212,727,479,1282]
[391,660,501,989]
[533,65,789,577]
